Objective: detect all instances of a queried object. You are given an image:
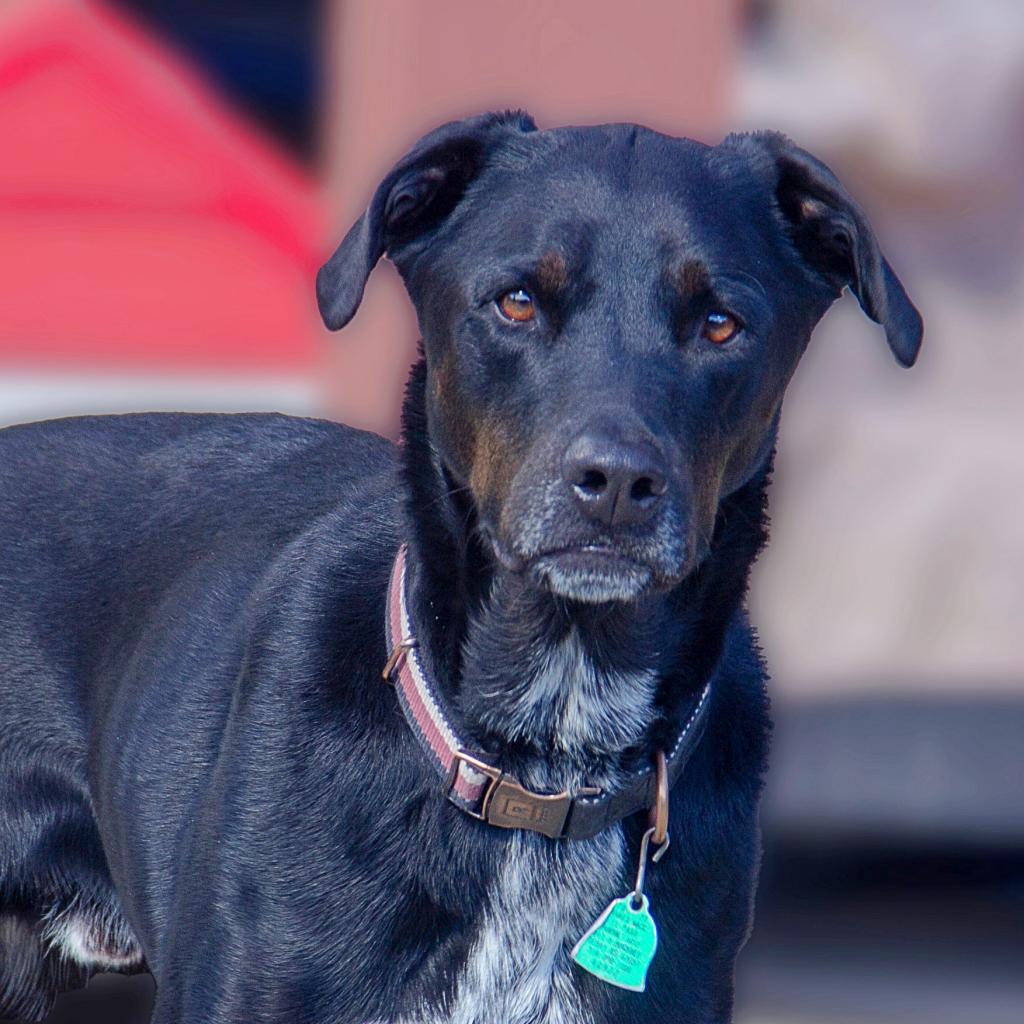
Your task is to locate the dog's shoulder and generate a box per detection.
[704,609,772,794]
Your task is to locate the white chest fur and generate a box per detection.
[441,828,625,1024]
[491,628,659,762]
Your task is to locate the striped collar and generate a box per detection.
[383,544,711,841]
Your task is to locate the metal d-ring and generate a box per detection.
[381,638,417,683]
[631,821,672,909]
[649,749,670,848]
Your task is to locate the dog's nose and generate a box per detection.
[563,435,668,528]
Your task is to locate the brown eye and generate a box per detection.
[702,311,739,344]
[497,288,535,323]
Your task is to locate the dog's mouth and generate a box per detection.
[479,513,690,604]
[529,546,653,604]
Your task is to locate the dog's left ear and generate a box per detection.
[317,110,537,331]
[729,132,923,367]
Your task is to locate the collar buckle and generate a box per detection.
[446,751,574,839]
[486,776,573,839]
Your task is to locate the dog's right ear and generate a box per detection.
[723,131,923,367]
[316,110,537,331]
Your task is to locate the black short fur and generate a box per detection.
[0,112,920,1023]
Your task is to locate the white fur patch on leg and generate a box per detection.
[42,897,143,972]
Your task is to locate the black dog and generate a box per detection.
[0,111,920,1023]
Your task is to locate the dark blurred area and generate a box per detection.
[112,0,321,160]
[1,1,1021,1022]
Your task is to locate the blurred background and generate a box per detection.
[1,1,1021,1022]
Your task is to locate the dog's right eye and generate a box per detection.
[496,289,536,323]
[702,311,740,345]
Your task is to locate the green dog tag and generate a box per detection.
[571,894,658,992]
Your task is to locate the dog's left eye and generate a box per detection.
[496,289,536,323]
[702,311,740,344]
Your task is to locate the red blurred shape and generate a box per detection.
[0,0,325,371]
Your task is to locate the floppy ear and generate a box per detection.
[316,110,537,331]
[736,132,923,367]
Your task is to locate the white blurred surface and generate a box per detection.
[0,372,317,428]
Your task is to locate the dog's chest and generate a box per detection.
[445,830,624,1024]
[400,633,651,1024]
[400,829,625,1024]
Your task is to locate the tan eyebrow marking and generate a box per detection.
[536,250,568,293]
[676,259,711,297]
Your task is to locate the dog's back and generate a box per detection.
[0,412,395,1019]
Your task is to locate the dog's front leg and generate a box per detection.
[148,910,324,1024]
[149,944,266,1024]
[148,897,384,1024]
[150,947,310,1024]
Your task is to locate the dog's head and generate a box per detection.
[318,112,921,604]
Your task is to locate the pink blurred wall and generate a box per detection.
[0,0,325,373]
[320,0,738,434]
